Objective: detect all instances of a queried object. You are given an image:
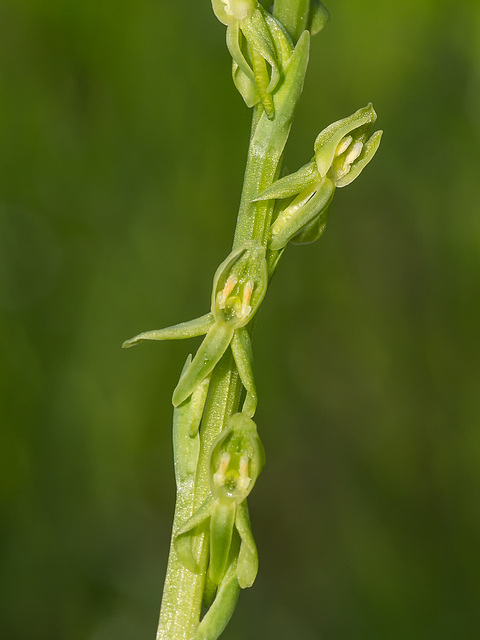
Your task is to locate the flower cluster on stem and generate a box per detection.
[123,2,381,639]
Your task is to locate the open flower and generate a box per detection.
[254,103,383,249]
[123,241,267,415]
[174,413,265,588]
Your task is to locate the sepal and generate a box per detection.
[172,323,234,407]
[235,501,258,588]
[122,313,214,348]
[308,0,330,36]
[253,160,318,201]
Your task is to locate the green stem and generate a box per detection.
[157,353,241,639]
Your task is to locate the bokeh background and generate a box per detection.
[1,1,480,638]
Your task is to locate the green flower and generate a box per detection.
[123,242,267,415]
[254,103,383,249]
[174,413,265,588]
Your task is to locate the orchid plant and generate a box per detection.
[123,1,382,638]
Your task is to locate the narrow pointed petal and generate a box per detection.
[194,559,240,640]
[122,313,214,348]
[252,159,318,201]
[235,501,259,588]
[269,177,335,250]
[232,61,260,107]
[209,499,237,585]
[172,323,234,406]
[226,23,255,84]
[231,328,257,418]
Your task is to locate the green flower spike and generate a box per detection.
[212,0,287,118]
[174,413,265,589]
[254,103,382,250]
[123,242,267,413]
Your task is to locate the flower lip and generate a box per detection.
[314,103,377,178]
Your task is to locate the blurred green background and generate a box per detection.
[1,0,480,638]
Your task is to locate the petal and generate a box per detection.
[235,501,259,588]
[172,322,234,406]
[194,558,240,640]
[122,313,214,348]
[231,327,257,417]
[252,159,318,201]
[209,499,237,585]
[227,23,255,84]
[314,103,377,177]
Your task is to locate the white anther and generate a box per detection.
[344,140,363,166]
[221,0,234,16]
[240,279,254,319]
[334,135,353,157]
[218,275,238,309]
[237,455,251,491]
[213,452,231,487]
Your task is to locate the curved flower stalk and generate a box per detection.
[212,0,292,118]
[174,413,265,589]
[254,103,383,250]
[123,241,267,417]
